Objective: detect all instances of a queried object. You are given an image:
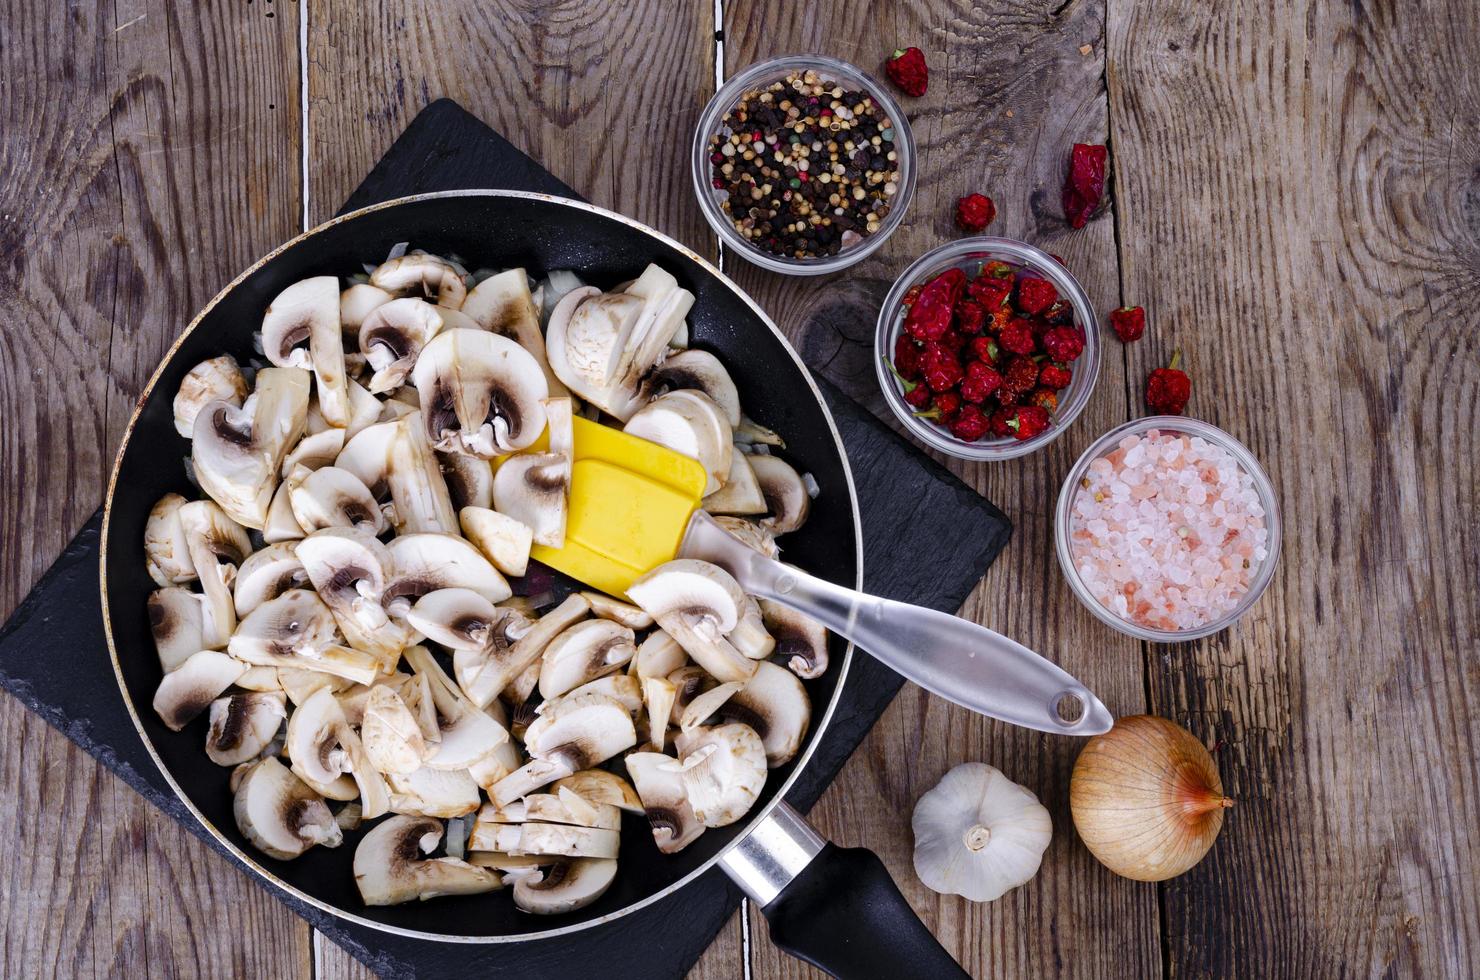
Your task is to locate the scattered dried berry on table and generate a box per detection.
[1109,305,1145,343]
[885,47,929,97]
[955,193,996,232]
[1145,351,1192,415]
[1063,143,1108,229]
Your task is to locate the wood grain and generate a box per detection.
[1106,0,1480,976]
[0,0,312,977]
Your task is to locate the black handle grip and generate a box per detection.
[758,842,969,979]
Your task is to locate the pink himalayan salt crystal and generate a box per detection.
[1070,429,1268,631]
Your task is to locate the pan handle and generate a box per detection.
[721,802,969,980]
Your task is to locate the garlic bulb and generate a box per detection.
[1069,715,1231,881]
[911,763,1052,902]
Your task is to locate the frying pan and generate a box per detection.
[101,190,967,977]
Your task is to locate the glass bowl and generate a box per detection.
[874,237,1101,460]
[691,55,916,275]
[1054,416,1282,642]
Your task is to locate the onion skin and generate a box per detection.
[1069,715,1231,881]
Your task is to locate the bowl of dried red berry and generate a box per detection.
[876,237,1100,459]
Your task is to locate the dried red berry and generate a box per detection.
[905,300,953,342]
[920,344,963,392]
[988,407,1016,438]
[1042,326,1085,362]
[999,319,1037,356]
[903,381,932,408]
[967,275,1012,309]
[960,360,1003,404]
[1063,143,1108,229]
[969,336,1000,364]
[1145,350,1191,415]
[983,260,1014,279]
[955,193,997,232]
[1038,363,1073,389]
[1109,306,1145,343]
[931,390,962,422]
[1041,300,1074,326]
[1028,388,1059,411]
[949,404,990,441]
[893,335,922,380]
[955,300,988,334]
[1005,404,1051,440]
[902,284,923,307]
[885,47,929,97]
[1015,278,1058,316]
[1003,356,1040,396]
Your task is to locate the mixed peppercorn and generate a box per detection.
[887,261,1086,442]
[708,70,901,260]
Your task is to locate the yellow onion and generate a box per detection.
[1069,715,1231,881]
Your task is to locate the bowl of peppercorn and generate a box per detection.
[875,237,1101,460]
[692,55,916,275]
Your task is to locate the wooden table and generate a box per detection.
[3,1,1476,977]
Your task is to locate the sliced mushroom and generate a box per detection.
[174,355,248,438]
[453,592,589,710]
[153,650,247,731]
[544,286,641,416]
[354,814,500,906]
[630,629,687,680]
[729,596,775,660]
[439,451,493,510]
[645,349,741,427]
[144,493,197,586]
[712,516,779,558]
[750,454,811,534]
[234,756,342,860]
[716,660,811,767]
[278,667,354,707]
[335,419,397,498]
[459,506,533,578]
[461,268,568,397]
[407,587,505,651]
[148,587,206,672]
[362,684,428,775]
[287,686,390,817]
[488,758,579,809]
[550,769,643,814]
[371,253,468,308]
[344,378,383,441]
[385,766,482,818]
[511,858,618,915]
[667,665,716,716]
[234,665,283,692]
[674,723,767,828]
[623,390,733,496]
[287,465,386,536]
[626,560,756,684]
[702,453,767,516]
[358,297,444,394]
[761,599,830,679]
[340,282,393,336]
[261,276,350,427]
[263,468,308,544]
[678,680,745,732]
[642,676,677,751]
[413,329,549,457]
[491,453,568,548]
[485,792,621,831]
[296,526,409,663]
[624,751,704,854]
[401,645,512,771]
[228,590,381,686]
[547,671,643,716]
[192,366,310,528]
[733,415,785,448]
[466,851,547,872]
[581,592,654,630]
[206,692,287,766]
[280,427,346,476]
[177,499,251,648]
[233,543,307,618]
[385,532,512,613]
[386,416,459,534]
[537,619,636,700]
[505,823,620,860]
[490,692,634,806]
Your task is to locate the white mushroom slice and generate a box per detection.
[358,297,444,394]
[734,415,785,448]
[729,596,775,660]
[371,253,468,308]
[545,286,642,416]
[174,355,248,438]
[234,665,283,692]
[206,692,287,766]
[177,500,251,649]
[458,592,590,710]
[674,723,767,828]
[461,268,568,396]
[581,592,654,630]
[288,686,390,818]
[630,629,687,680]
[280,427,346,476]
[604,265,697,420]
[386,416,459,534]
[645,349,741,427]
[678,680,744,732]
[625,751,705,854]
[288,466,386,535]
[439,452,493,510]
[459,506,533,578]
[234,756,342,860]
[643,676,677,751]
[512,858,618,915]
[334,682,379,727]
[466,851,546,872]
[716,660,811,768]
[523,692,636,771]
[262,277,350,427]
[413,329,549,457]
[492,453,568,548]
[400,668,441,745]
[228,591,381,686]
[263,470,308,544]
[401,645,512,771]
[296,526,409,662]
[354,814,500,906]
[482,793,620,830]
[335,419,397,498]
[193,367,311,528]
[750,454,811,534]
[385,766,481,818]
[344,378,383,441]
[467,743,520,794]
[362,684,428,775]
[702,454,767,516]
[550,770,643,814]
[713,516,779,557]
[407,588,506,651]
[489,758,578,808]
[144,493,197,587]
[233,543,307,618]
[385,532,511,611]
[624,390,733,496]
[550,673,642,716]
[761,600,830,680]
[544,395,575,459]
[627,560,756,684]
[153,650,247,730]
[277,665,354,707]
[148,587,206,672]
[667,665,716,716]
[340,282,392,335]
[538,619,636,700]
[507,823,620,860]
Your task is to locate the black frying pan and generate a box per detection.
[101,191,966,977]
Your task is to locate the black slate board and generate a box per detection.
[0,100,1010,979]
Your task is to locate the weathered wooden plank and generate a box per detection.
[0,0,311,976]
[1106,1,1480,976]
[719,2,1158,977]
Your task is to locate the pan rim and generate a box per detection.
[99,188,864,943]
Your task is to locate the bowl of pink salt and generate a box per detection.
[1055,416,1280,641]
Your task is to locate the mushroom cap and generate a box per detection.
[491,453,569,549]
[674,723,768,828]
[545,286,640,413]
[148,587,207,672]
[645,349,741,428]
[174,355,248,438]
[353,814,501,906]
[631,629,687,680]
[512,858,618,915]
[144,493,196,587]
[439,451,494,511]
[550,672,643,716]
[361,684,429,775]
[760,600,830,680]
[289,466,386,535]
[227,588,340,664]
[412,328,549,457]
[261,276,338,368]
[335,420,398,497]
[715,660,811,767]
[385,765,482,818]
[605,265,696,420]
[523,692,636,771]
[537,619,636,700]
[285,684,352,787]
[358,297,444,394]
[296,526,407,659]
[385,532,512,607]
[458,506,533,578]
[152,650,248,731]
[624,751,705,854]
[370,253,468,308]
[550,769,644,815]
[701,453,768,516]
[233,543,307,618]
[206,692,288,766]
[192,367,310,529]
[623,390,733,496]
[340,282,393,333]
[234,756,343,860]
[627,560,756,684]
[177,499,251,648]
[749,454,812,534]
[407,587,505,651]
[460,268,568,397]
